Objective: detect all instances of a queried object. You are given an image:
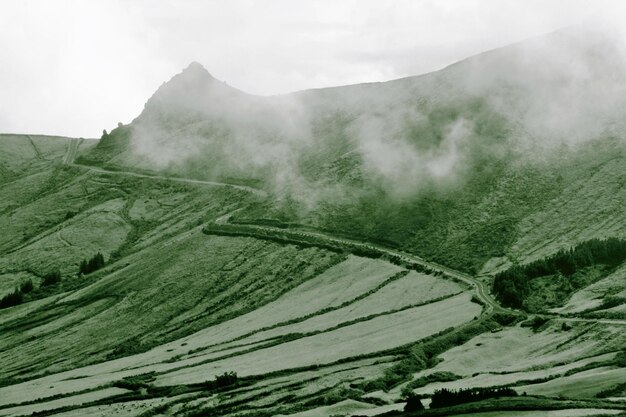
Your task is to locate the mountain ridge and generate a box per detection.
[73,25,626,275]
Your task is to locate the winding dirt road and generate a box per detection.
[207,221,508,314]
[205,220,626,325]
[59,138,625,325]
[71,163,268,197]
[60,138,267,197]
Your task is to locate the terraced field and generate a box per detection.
[0,249,481,411]
[516,365,626,397]
[448,410,623,417]
[393,320,626,406]
[1,133,625,417]
[0,137,489,414]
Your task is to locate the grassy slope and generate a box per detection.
[231,137,625,280]
[0,141,486,416]
[0,134,70,177]
[505,139,626,269]
[554,263,626,315]
[306,137,625,276]
[419,321,624,375]
[154,293,480,386]
[0,138,472,413]
[1,134,624,416]
[0,232,343,380]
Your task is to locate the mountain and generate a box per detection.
[0,26,625,417]
[80,26,626,274]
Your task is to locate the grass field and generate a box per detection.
[0,239,478,414]
[154,292,480,386]
[448,409,623,417]
[414,321,625,376]
[516,366,626,398]
[395,320,626,406]
[225,270,463,346]
[1,134,624,417]
[0,387,129,417]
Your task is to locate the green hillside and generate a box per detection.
[0,26,625,417]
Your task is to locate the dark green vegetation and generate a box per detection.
[0,278,36,309]
[493,238,626,310]
[301,99,517,274]
[0,288,23,309]
[210,371,239,389]
[597,382,626,399]
[78,252,105,275]
[112,372,157,391]
[429,386,518,408]
[41,270,61,286]
[404,393,424,412]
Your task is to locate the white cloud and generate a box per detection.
[0,0,624,137]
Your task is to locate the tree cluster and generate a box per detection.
[0,252,108,311]
[0,279,34,309]
[493,238,626,308]
[0,289,23,309]
[404,392,424,412]
[430,386,518,408]
[79,252,105,275]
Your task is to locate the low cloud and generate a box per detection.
[124,24,626,210]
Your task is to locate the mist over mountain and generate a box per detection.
[78,25,626,273]
[91,26,625,185]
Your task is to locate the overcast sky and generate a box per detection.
[1,0,625,138]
